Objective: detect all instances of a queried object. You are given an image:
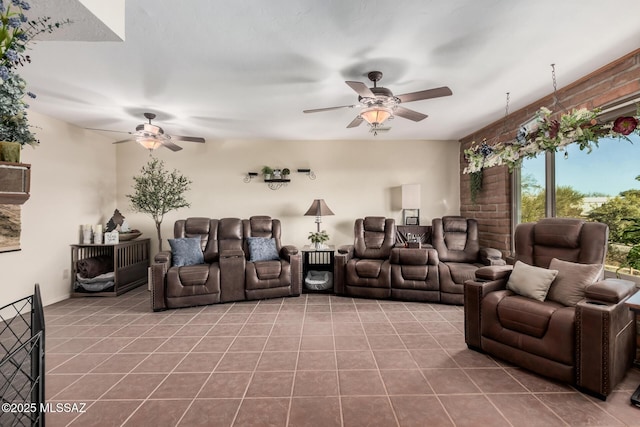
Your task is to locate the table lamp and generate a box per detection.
[304,199,334,232]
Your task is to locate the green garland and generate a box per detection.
[464,106,640,174]
[469,170,483,204]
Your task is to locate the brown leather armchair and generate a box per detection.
[334,217,396,299]
[243,216,302,300]
[151,216,301,311]
[432,216,505,304]
[464,218,637,399]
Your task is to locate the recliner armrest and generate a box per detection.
[154,250,172,265]
[334,246,354,295]
[575,286,637,398]
[280,245,299,261]
[479,247,506,266]
[475,265,513,281]
[585,278,636,303]
[463,276,509,349]
[338,245,353,256]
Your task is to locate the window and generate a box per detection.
[513,132,640,274]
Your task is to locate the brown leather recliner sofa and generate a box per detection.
[464,218,637,399]
[334,216,505,304]
[151,216,301,311]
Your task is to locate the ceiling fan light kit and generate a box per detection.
[360,106,393,126]
[303,71,452,133]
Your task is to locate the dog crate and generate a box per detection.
[0,284,45,427]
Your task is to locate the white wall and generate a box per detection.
[0,111,117,308]
[116,138,460,256]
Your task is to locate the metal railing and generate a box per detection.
[0,284,45,427]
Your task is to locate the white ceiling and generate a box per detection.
[21,0,640,144]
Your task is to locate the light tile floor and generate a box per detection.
[42,288,640,426]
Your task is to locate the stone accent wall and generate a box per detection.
[459,49,640,255]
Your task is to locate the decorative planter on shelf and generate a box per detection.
[0,142,21,163]
[0,161,31,204]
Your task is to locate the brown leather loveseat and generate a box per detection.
[464,218,637,399]
[151,216,301,311]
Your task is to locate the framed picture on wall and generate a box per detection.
[405,216,419,226]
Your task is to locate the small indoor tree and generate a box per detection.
[126,157,192,252]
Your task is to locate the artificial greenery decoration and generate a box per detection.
[464,106,640,174]
[126,157,192,251]
[308,230,329,248]
[469,170,483,204]
[0,0,71,146]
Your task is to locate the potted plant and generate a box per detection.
[126,158,192,252]
[282,168,290,179]
[308,230,329,249]
[261,166,273,180]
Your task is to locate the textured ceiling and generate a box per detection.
[19,0,640,144]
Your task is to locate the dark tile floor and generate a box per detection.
[43,287,640,426]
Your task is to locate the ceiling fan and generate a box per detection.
[88,113,206,151]
[303,71,452,131]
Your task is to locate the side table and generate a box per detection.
[301,245,335,293]
[625,289,640,407]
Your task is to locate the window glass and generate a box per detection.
[557,134,640,273]
[519,153,546,223]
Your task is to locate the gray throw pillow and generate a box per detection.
[546,258,603,306]
[247,237,279,262]
[506,260,559,302]
[168,237,204,267]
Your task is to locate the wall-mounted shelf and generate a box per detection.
[265,178,290,190]
[244,172,259,183]
[243,168,317,190]
[298,168,316,180]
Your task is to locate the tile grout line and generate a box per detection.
[227,297,286,427]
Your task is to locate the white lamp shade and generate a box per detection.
[137,136,161,150]
[360,107,393,126]
[401,184,421,209]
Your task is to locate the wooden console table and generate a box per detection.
[625,289,640,407]
[70,238,150,297]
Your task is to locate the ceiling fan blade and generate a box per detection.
[86,128,133,135]
[345,81,375,98]
[172,135,205,143]
[394,106,428,122]
[161,139,183,151]
[346,116,364,128]
[113,138,133,144]
[396,86,453,103]
[303,105,354,113]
